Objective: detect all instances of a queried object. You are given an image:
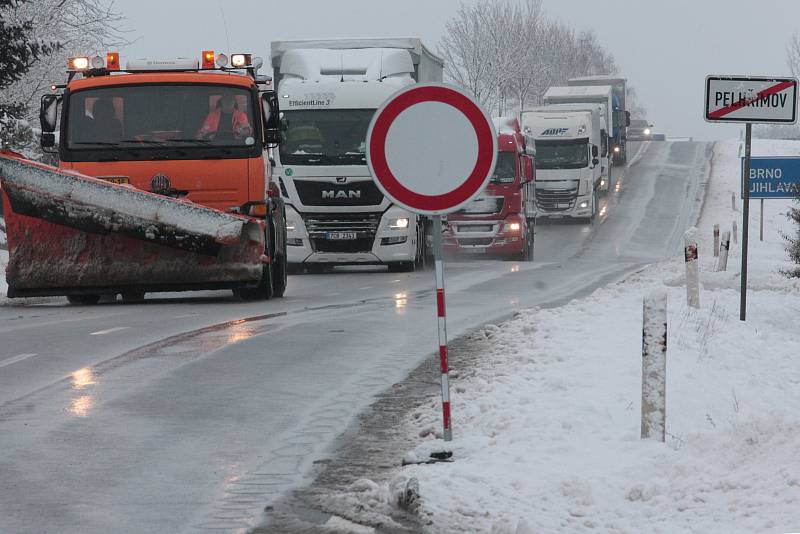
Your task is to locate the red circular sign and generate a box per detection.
[366,83,497,215]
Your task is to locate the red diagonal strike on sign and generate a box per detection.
[709,80,795,119]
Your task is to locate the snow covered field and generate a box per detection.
[392,139,800,533]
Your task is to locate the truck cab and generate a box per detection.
[30,50,287,302]
[443,117,536,260]
[520,110,602,222]
[271,39,444,273]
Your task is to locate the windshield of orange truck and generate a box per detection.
[535,140,589,170]
[65,84,258,154]
[278,109,374,166]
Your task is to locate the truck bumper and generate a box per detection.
[285,205,417,265]
[442,218,525,256]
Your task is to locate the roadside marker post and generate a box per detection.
[704,75,798,320]
[367,83,497,446]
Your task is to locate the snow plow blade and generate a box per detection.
[0,153,266,298]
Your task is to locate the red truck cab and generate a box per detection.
[444,117,536,261]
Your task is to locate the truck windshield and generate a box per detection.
[279,109,374,166]
[64,84,259,160]
[535,140,589,170]
[491,152,516,184]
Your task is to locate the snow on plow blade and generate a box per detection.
[0,153,266,297]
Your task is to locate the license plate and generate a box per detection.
[99,176,130,185]
[463,247,486,253]
[326,232,358,240]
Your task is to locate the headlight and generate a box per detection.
[579,201,589,209]
[644,128,651,136]
[503,222,521,233]
[388,217,409,229]
[613,146,621,153]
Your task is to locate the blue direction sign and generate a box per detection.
[741,156,800,199]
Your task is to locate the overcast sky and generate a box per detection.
[115,0,800,141]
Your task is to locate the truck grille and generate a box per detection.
[536,185,579,212]
[294,180,384,207]
[303,212,381,253]
[459,197,503,215]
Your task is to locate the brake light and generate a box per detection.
[106,52,120,71]
[202,50,215,69]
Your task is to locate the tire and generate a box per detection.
[514,220,534,262]
[271,210,288,298]
[413,223,427,271]
[67,294,101,305]
[388,262,414,273]
[121,291,145,304]
[235,263,274,301]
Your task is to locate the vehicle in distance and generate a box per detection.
[628,119,653,141]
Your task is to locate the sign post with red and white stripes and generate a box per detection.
[704,75,798,321]
[367,83,497,444]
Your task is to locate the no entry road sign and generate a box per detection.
[705,76,798,123]
[741,156,800,199]
[366,83,497,216]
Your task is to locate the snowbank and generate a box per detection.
[391,139,800,533]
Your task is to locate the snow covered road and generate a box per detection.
[0,141,712,533]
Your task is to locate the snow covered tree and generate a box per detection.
[784,193,800,278]
[439,0,619,115]
[0,0,56,151]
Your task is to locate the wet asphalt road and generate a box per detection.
[0,141,711,533]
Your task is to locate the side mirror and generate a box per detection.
[591,145,599,158]
[625,111,631,127]
[592,158,600,166]
[261,91,281,145]
[40,94,60,133]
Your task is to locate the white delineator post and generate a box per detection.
[713,224,720,257]
[641,292,667,442]
[732,192,737,211]
[432,215,452,442]
[717,230,731,272]
[733,220,738,244]
[684,227,700,308]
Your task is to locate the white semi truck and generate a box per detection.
[519,109,603,222]
[270,38,443,272]
[524,104,610,192]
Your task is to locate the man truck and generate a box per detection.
[270,38,444,273]
[0,50,287,303]
[567,76,630,164]
[520,109,603,222]
[443,117,536,260]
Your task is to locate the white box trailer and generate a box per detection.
[270,38,444,272]
[568,76,630,163]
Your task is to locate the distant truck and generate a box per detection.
[568,76,630,163]
[520,109,603,222]
[544,85,613,169]
[270,38,444,272]
[443,117,536,260]
[524,104,610,192]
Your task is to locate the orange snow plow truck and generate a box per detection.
[0,51,288,304]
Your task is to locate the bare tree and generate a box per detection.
[439,0,620,116]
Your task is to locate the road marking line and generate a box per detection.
[358,286,373,290]
[174,313,200,319]
[90,326,129,336]
[0,353,38,368]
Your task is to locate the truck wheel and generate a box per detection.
[272,252,288,298]
[67,294,101,305]
[414,224,427,270]
[388,261,414,273]
[236,264,274,301]
[121,291,145,304]
[515,221,534,262]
